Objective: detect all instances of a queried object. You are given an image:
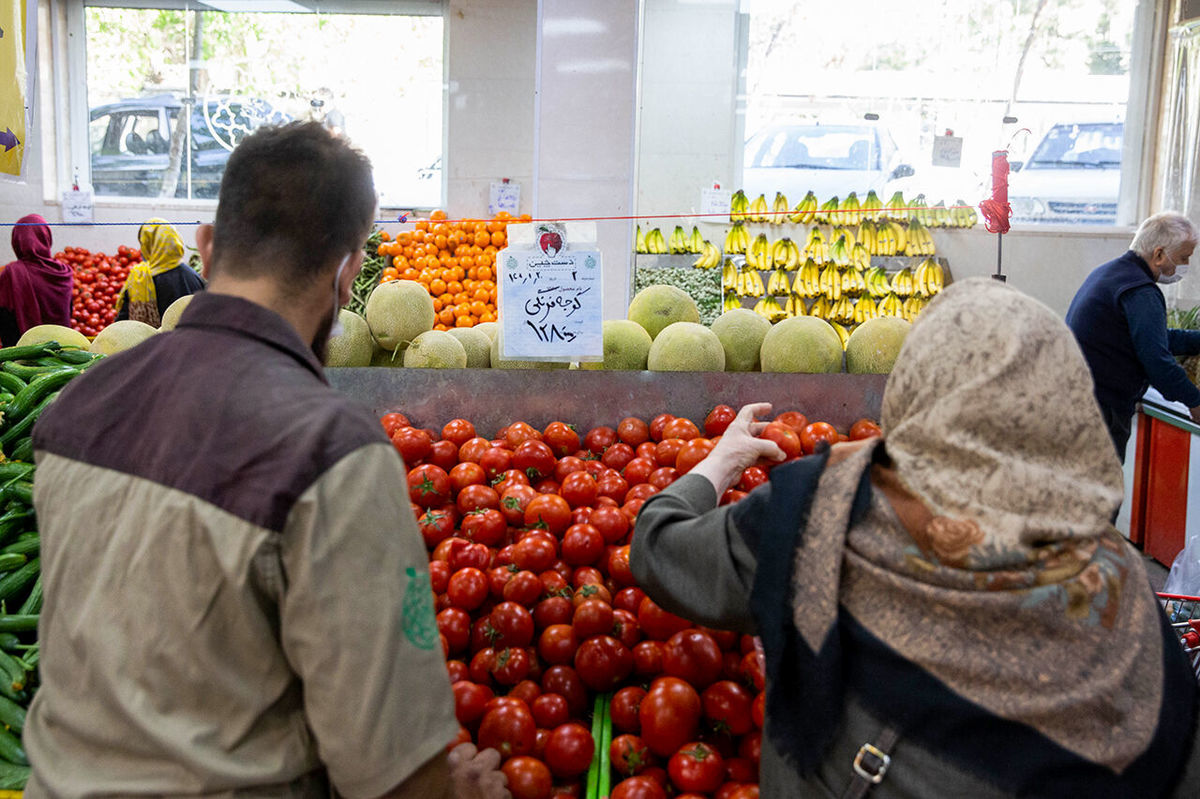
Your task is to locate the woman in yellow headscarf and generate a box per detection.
[115,218,206,328]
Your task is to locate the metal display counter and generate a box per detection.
[327,368,888,438]
[1127,390,1200,567]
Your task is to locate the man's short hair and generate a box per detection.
[1130,211,1198,261]
[211,122,375,284]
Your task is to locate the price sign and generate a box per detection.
[498,224,603,362]
[931,135,963,168]
[701,187,732,218]
[489,181,520,217]
[61,186,93,223]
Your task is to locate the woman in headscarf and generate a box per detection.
[115,218,205,328]
[631,278,1199,798]
[0,214,74,346]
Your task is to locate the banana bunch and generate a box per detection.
[840,192,863,225]
[834,226,857,252]
[951,200,979,228]
[785,292,807,317]
[724,222,749,254]
[816,196,839,225]
[818,264,842,301]
[668,225,689,254]
[842,267,867,298]
[722,259,738,291]
[862,190,884,221]
[692,240,723,269]
[722,289,742,313]
[737,265,765,298]
[748,193,770,223]
[788,191,818,224]
[865,266,891,298]
[870,220,906,256]
[904,218,936,256]
[688,226,705,254]
[745,233,772,270]
[891,267,915,297]
[754,296,788,322]
[771,192,790,225]
[640,227,668,254]
[902,295,926,321]
[635,225,648,254]
[853,296,880,324]
[766,267,792,296]
[795,257,821,298]
[850,242,871,270]
[877,292,905,318]
[930,201,951,228]
[770,237,802,270]
[828,296,856,326]
[883,191,907,222]
[804,227,829,263]
[829,234,852,267]
[810,296,832,320]
[829,321,851,349]
[908,194,930,225]
[857,220,877,255]
[730,190,749,223]
[913,257,945,297]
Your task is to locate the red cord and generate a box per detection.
[979,150,1011,235]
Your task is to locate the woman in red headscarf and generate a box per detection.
[0,214,74,346]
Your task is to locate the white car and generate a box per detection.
[741,123,914,202]
[1008,122,1123,225]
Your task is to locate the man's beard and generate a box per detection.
[311,307,334,364]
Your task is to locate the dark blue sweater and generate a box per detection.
[1066,250,1200,418]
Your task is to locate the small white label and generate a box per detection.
[489,181,520,217]
[701,187,733,218]
[931,135,963,168]
[61,187,94,223]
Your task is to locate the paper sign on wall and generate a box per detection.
[489,181,520,217]
[61,187,93,223]
[498,223,603,362]
[931,135,963,168]
[701,187,732,218]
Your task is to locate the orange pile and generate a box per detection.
[376,210,529,329]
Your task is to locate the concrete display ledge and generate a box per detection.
[327,368,888,438]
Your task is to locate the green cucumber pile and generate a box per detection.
[0,341,102,787]
[344,228,388,317]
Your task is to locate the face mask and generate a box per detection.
[1160,261,1189,285]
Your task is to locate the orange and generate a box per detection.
[456,315,476,328]
[480,310,497,323]
[415,220,430,232]
[474,231,491,248]
[438,308,455,326]
[430,209,447,221]
[470,300,487,317]
[491,231,506,247]
[447,280,463,295]
[397,232,413,246]
[430,278,447,296]
[478,265,494,281]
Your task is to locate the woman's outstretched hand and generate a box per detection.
[689,402,786,496]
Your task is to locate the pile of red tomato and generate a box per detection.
[385,407,882,799]
[55,245,140,337]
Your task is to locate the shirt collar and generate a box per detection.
[1126,250,1154,280]
[175,291,327,382]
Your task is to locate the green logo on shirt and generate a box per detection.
[402,567,438,651]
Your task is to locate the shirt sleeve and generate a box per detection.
[630,474,764,635]
[1167,328,1200,357]
[1121,287,1200,408]
[278,441,458,799]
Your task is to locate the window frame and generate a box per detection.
[58,0,447,211]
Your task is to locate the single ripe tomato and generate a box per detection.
[675,438,715,475]
[560,471,600,509]
[612,776,668,799]
[610,685,647,732]
[461,507,507,547]
[637,596,691,641]
[800,422,839,454]
[446,567,489,611]
[574,635,633,691]
[662,630,723,689]
[759,421,802,460]
[543,722,594,779]
[543,421,581,458]
[538,624,579,665]
[572,598,615,639]
[541,665,588,716]
[849,418,883,440]
[457,483,501,514]
[584,425,618,454]
[478,701,537,759]
[703,405,737,437]
[611,733,654,776]
[736,465,769,492]
[416,508,456,549]
[452,680,494,728]
[617,417,650,447]
[391,426,432,464]
[773,410,808,434]
[639,677,702,757]
[667,742,724,794]
[561,523,604,566]
[441,418,477,446]
[501,755,553,799]
[531,692,570,728]
[490,601,535,648]
[661,417,700,441]
[449,461,488,493]
[380,411,411,437]
[622,456,656,486]
[701,680,754,735]
[648,414,675,442]
[525,493,572,535]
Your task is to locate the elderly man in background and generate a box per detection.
[1066,211,1200,460]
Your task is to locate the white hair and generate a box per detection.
[1130,211,1198,260]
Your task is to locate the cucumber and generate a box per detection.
[0,537,37,557]
[49,348,96,365]
[3,368,78,426]
[0,651,26,693]
[0,361,69,382]
[0,635,19,652]
[17,576,40,616]
[0,395,12,407]
[0,466,32,486]
[0,559,38,602]
[0,374,24,397]
[0,512,35,547]
[0,726,28,766]
[0,555,25,573]
[0,616,38,633]
[8,439,31,464]
[0,483,33,510]
[0,695,25,735]
[0,761,29,789]
[0,343,58,363]
[0,393,60,453]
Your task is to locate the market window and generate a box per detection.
[637,0,1143,228]
[79,1,443,206]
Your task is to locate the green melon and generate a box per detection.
[365,279,435,350]
[759,316,843,373]
[581,319,653,371]
[326,310,374,367]
[474,321,499,343]
[628,284,700,339]
[710,309,772,372]
[647,322,725,372]
[447,327,492,368]
[845,316,911,374]
[403,330,468,368]
[89,320,158,356]
[370,343,407,367]
[489,334,569,370]
[159,295,195,331]
[17,324,90,350]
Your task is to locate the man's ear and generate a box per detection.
[195,224,215,280]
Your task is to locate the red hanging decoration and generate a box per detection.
[979,150,1012,235]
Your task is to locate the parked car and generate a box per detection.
[1008,121,1123,225]
[741,122,915,201]
[89,94,290,199]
